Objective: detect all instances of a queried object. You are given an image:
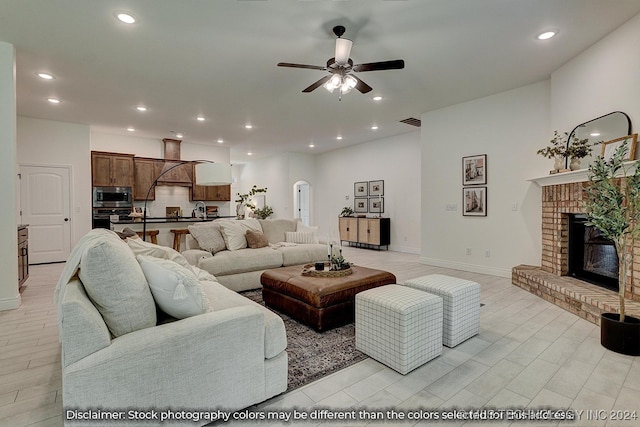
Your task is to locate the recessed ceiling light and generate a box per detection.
[47,98,61,104]
[196,116,206,122]
[537,30,557,40]
[372,96,382,101]
[175,133,183,138]
[336,136,343,140]
[309,144,315,148]
[371,125,379,130]
[116,12,136,24]
[37,72,54,80]
[247,152,253,156]
[217,138,224,143]
[245,124,253,129]
[127,127,135,132]
[136,105,147,112]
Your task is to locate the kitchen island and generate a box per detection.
[111,216,236,250]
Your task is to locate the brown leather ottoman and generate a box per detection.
[260,265,396,331]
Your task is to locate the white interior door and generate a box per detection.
[20,165,72,264]
[296,182,310,226]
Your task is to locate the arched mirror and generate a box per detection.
[566,111,632,168]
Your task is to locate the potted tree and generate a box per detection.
[583,140,640,355]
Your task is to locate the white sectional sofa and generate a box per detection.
[55,229,287,426]
[182,218,330,292]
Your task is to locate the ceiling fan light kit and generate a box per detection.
[277,25,404,99]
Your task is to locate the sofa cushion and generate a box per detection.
[78,233,156,337]
[258,219,297,244]
[200,280,287,359]
[219,219,262,251]
[296,223,320,243]
[127,236,217,282]
[246,230,270,249]
[275,243,329,267]
[188,222,226,254]
[285,231,315,244]
[137,255,210,319]
[199,247,283,276]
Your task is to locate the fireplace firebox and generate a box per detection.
[568,214,619,291]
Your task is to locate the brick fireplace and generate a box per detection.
[512,171,640,325]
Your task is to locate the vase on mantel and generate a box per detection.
[553,156,565,172]
[569,158,582,171]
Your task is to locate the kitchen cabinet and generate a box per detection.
[191,164,231,201]
[18,225,28,291]
[92,151,134,187]
[339,217,390,250]
[133,158,163,200]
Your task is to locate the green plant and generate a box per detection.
[583,139,640,321]
[253,205,274,219]
[537,130,568,159]
[566,136,593,160]
[235,185,267,210]
[340,206,354,217]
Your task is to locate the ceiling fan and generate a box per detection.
[277,25,404,96]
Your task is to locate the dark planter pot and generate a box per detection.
[600,313,640,356]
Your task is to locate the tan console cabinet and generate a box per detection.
[339,217,390,250]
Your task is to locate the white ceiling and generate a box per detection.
[2,1,640,163]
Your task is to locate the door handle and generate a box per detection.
[64,218,69,222]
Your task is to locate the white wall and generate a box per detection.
[17,117,92,246]
[235,154,292,219]
[421,81,550,277]
[551,13,640,135]
[314,131,421,252]
[0,42,19,310]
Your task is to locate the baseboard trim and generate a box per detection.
[0,294,22,311]
[419,257,511,278]
[389,245,420,255]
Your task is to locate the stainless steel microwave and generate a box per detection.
[92,186,133,208]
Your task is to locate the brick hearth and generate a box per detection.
[512,175,640,326]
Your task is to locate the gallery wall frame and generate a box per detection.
[463,187,487,217]
[368,180,384,197]
[369,197,384,214]
[354,197,368,213]
[354,182,368,197]
[463,154,487,186]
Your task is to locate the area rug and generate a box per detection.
[241,290,367,391]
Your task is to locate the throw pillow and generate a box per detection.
[296,223,320,243]
[188,222,226,254]
[137,255,210,319]
[218,219,262,251]
[285,231,315,244]
[78,233,156,337]
[246,229,269,248]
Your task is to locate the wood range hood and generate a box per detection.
[156,138,193,186]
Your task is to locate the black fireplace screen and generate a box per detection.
[568,215,619,291]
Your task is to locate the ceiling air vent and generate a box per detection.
[399,117,421,127]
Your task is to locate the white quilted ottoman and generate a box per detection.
[355,284,443,374]
[404,274,480,347]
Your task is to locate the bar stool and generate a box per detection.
[170,228,190,252]
[136,230,159,244]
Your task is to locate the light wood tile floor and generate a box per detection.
[1,247,639,426]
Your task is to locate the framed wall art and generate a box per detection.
[368,180,384,197]
[354,182,368,197]
[463,187,487,217]
[354,197,368,213]
[369,197,384,214]
[462,154,487,186]
[601,133,638,162]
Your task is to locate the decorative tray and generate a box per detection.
[301,262,353,277]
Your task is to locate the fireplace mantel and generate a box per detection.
[529,160,638,187]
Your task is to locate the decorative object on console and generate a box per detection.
[235,185,268,219]
[340,206,354,217]
[142,160,232,241]
[463,187,487,217]
[583,140,640,355]
[253,205,274,219]
[462,154,487,185]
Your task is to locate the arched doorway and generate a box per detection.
[293,181,310,226]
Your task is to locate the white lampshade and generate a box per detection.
[195,162,232,185]
[335,38,353,65]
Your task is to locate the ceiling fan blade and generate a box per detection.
[352,59,405,72]
[351,75,373,93]
[302,75,331,93]
[277,62,326,71]
[335,38,353,65]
